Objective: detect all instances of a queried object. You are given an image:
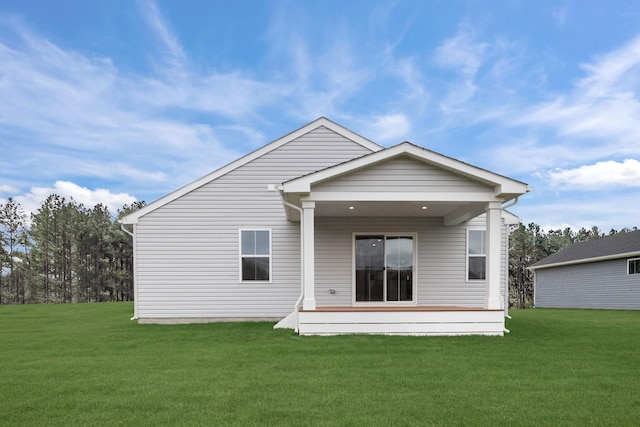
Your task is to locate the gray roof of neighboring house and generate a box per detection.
[530,230,640,269]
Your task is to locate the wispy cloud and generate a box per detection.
[551,7,569,27]
[480,32,640,182]
[0,10,268,204]
[435,25,487,76]
[138,0,187,76]
[517,35,640,155]
[434,23,488,112]
[262,1,427,131]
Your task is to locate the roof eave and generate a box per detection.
[529,251,640,270]
[283,142,530,197]
[120,117,382,223]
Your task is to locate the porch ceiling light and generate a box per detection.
[348,206,355,210]
[421,206,428,210]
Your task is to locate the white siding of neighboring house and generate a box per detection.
[134,126,374,321]
[314,214,509,308]
[534,259,640,309]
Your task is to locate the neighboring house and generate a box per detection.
[120,117,530,335]
[530,230,640,310]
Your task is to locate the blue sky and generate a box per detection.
[1,0,639,231]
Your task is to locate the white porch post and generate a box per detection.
[302,201,316,310]
[485,202,502,309]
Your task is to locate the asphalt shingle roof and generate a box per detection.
[531,230,640,269]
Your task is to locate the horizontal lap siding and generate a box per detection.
[535,259,640,309]
[315,216,495,308]
[135,126,373,319]
[298,310,505,336]
[313,155,491,192]
[422,219,483,306]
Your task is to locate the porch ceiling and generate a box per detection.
[280,193,489,225]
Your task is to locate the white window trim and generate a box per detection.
[628,257,640,275]
[466,228,486,282]
[352,232,418,306]
[239,228,272,283]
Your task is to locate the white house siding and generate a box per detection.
[314,215,507,308]
[134,126,374,320]
[312,155,492,193]
[534,259,640,309]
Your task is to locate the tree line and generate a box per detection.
[0,196,145,304]
[1,195,636,307]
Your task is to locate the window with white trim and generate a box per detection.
[240,229,271,282]
[467,229,486,281]
[628,258,640,275]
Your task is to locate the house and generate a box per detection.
[120,117,531,335]
[530,230,640,310]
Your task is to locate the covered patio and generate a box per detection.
[275,142,530,335]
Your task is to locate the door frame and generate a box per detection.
[352,232,418,306]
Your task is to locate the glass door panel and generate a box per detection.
[355,236,385,302]
[355,235,414,303]
[386,237,413,301]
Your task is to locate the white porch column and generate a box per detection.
[485,202,502,309]
[302,201,316,310]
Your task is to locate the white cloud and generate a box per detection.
[366,114,411,142]
[0,184,18,194]
[548,159,640,188]
[16,181,137,217]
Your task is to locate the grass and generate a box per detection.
[1,304,639,426]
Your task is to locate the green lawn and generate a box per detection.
[1,304,639,426]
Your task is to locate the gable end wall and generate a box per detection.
[312,156,492,193]
[134,126,374,319]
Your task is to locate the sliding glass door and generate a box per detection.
[355,235,414,303]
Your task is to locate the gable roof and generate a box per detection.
[282,141,531,200]
[120,117,382,224]
[530,230,640,270]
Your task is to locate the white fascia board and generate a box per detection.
[303,191,499,202]
[529,251,640,270]
[495,182,532,198]
[120,117,382,224]
[402,145,530,199]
